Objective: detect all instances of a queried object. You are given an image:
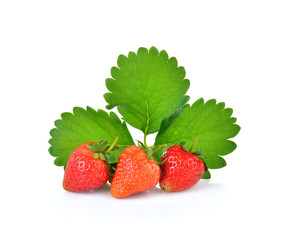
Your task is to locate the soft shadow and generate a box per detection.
[164,179,222,194]
[63,183,111,195]
[116,187,164,200]
[55,180,227,219]
[117,180,213,198]
[109,180,224,200]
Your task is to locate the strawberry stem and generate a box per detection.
[105,136,120,154]
[189,136,199,153]
[151,144,168,157]
[143,134,148,149]
[147,145,156,149]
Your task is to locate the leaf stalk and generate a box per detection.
[189,136,199,153]
[105,136,120,154]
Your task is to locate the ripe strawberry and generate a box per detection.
[63,142,110,192]
[111,146,160,198]
[159,145,205,192]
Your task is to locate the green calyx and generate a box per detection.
[87,136,120,177]
[179,136,202,156]
[87,136,120,156]
[137,139,168,165]
[147,144,168,162]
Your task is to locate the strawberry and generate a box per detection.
[63,137,119,192]
[110,145,160,198]
[159,145,205,192]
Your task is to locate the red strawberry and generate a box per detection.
[111,146,160,198]
[63,142,109,192]
[159,145,205,192]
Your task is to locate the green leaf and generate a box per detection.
[155,98,241,170]
[105,155,119,164]
[88,144,103,151]
[195,147,202,155]
[202,170,211,179]
[104,46,190,135]
[48,107,134,166]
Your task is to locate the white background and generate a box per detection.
[1,0,289,239]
